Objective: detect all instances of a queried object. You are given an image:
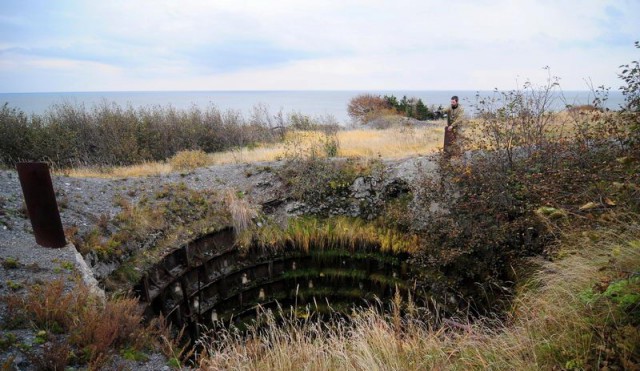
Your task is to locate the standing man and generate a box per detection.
[443,95,465,157]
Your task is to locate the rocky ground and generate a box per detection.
[0,156,435,369]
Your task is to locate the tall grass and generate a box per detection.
[196,218,640,370]
[248,216,420,255]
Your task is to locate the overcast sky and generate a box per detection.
[1,0,638,92]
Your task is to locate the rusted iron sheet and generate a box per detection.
[16,162,66,248]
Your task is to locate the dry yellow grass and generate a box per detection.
[224,189,258,236]
[338,126,443,159]
[207,145,285,164]
[63,162,172,178]
[210,126,443,164]
[169,149,209,170]
[61,126,445,178]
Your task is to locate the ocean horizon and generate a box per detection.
[0,90,626,125]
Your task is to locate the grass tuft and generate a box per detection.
[250,216,419,255]
[169,149,210,171]
[224,189,258,237]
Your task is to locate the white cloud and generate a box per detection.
[0,0,638,92]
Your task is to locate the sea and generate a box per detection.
[0,90,626,125]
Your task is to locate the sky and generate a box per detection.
[0,0,638,92]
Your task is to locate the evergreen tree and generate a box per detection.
[405,104,414,118]
[415,99,429,120]
[399,96,409,114]
[384,95,399,112]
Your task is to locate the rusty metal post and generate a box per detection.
[16,162,66,248]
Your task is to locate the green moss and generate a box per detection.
[368,273,405,287]
[281,267,370,281]
[111,262,142,284]
[603,276,640,311]
[121,347,149,362]
[59,261,75,271]
[33,330,47,345]
[577,288,597,305]
[5,280,22,291]
[294,287,371,300]
[1,257,19,269]
[0,332,17,351]
[16,342,31,352]
[581,276,640,322]
[309,249,402,265]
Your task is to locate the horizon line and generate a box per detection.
[0,88,619,94]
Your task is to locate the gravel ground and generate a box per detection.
[0,156,431,369]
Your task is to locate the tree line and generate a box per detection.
[347,93,443,125]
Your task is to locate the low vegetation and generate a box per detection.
[276,156,368,206]
[337,126,442,158]
[168,149,210,171]
[408,65,639,313]
[1,278,174,369]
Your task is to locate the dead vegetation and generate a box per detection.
[1,278,174,369]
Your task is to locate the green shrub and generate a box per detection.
[0,102,281,168]
[278,157,359,207]
[619,41,640,113]
[409,61,640,313]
